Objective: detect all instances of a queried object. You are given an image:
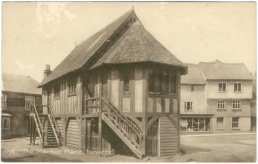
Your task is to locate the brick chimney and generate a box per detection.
[44,64,51,78]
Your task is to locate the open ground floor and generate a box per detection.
[1,132,256,162]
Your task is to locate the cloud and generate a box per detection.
[36,2,78,38]
[14,60,35,72]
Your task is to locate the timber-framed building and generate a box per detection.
[31,9,187,158]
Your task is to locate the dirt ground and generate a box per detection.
[1,133,256,162]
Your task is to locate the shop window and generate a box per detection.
[217,100,225,109]
[2,118,10,129]
[217,117,224,129]
[68,79,76,95]
[180,117,210,132]
[25,96,35,110]
[218,82,227,92]
[184,102,192,111]
[232,100,241,109]
[232,117,239,128]
[234,82,242,92]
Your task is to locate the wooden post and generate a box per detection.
[98,115,102,154]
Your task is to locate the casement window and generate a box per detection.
[234,82,242,92]
[217,117,224,129]
[122,68,130,93]
[68,80,76,95]
[2,118,10,129]
[25,96,35,110]
[191,85,195,92]
[170,72,177,93]
[232,100,241,109]
[148,68,177,94]
[184,102,192,111]
[54,84,60,98]
[217,100,225,109]
[1,94,7,110]
[161,69,169,93]
[232,117,239,128]
[7,96,25,107]
[218,82,227,92]
[148,70,155,92]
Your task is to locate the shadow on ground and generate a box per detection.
[180,144,211,155]
[2,154,80,162]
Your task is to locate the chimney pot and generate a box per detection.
[44,64,51,78]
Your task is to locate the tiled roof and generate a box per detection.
[199,60,253,80]
[181,64,206,84]
[39,9,186,87]
[2,73,41,95]
[91,19,185,69]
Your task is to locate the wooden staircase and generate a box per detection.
[86,97,144,158]
[30,105,61,148]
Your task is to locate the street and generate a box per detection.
[1,133,256,162]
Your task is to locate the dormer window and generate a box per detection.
[218,82,227,92]
[234,82,242,92]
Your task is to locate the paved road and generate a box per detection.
[173,133,256,162]
[1,133,256,162]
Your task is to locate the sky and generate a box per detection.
[2,2,256,82]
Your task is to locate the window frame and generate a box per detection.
[232,100,241,109]
[54,84,61,98]
[216,117,225,129]
[234,82,242,92]
[25,96,35,110]
[191,85,195,92]
[184,102,192,111]
[68,79,77,96]
[217,100,225,109]
[2,118,10,129]
[232,117,239,129]
[122,68,130,93]
[218,82,227,92]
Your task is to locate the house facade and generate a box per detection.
[33,9,187,158]
[2,73,42,138]
[180,60,254,133]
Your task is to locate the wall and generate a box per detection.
[43,75,82,115]
[3,92,42,137]
[207,80,252,99]
[180,84,207,114]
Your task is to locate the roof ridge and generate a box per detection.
[39,9,135,87]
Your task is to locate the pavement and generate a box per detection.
[1,132,256,162]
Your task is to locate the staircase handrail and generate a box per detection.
[32,104,43,133]
[46,105,61,145]
[101,97,143,138]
